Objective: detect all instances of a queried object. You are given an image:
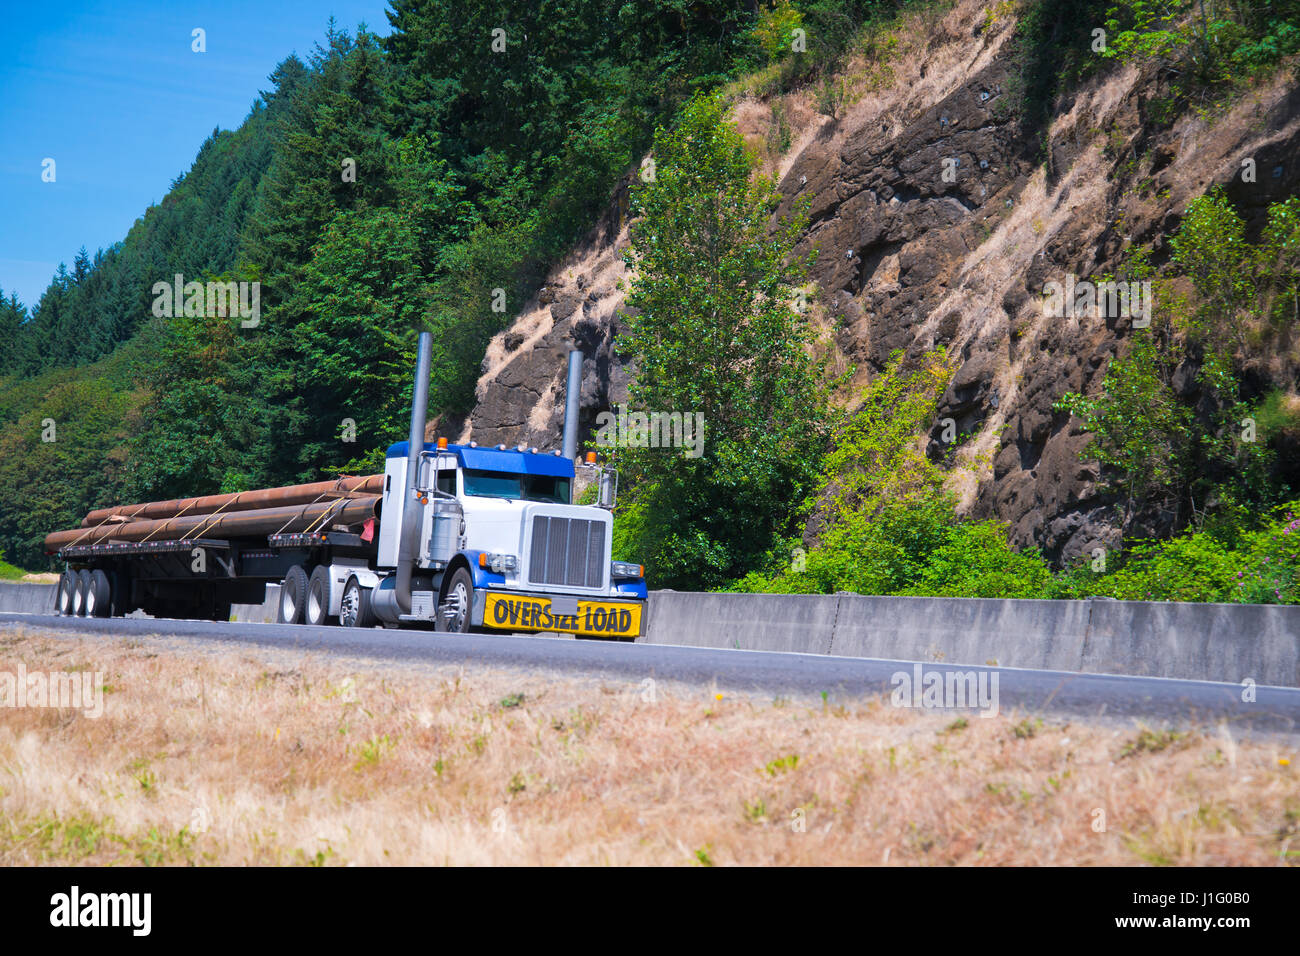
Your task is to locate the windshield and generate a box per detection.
[463,468,571,504]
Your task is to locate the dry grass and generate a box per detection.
[0,627,1295,866]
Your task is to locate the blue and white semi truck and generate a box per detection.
[47,334,647,640]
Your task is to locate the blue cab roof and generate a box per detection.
[386,441,575,479]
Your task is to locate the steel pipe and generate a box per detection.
[45,495,379,553]
[79,474,384,527]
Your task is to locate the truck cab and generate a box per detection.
[364,440,646,638]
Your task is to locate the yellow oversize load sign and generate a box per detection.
[484,593,642,637]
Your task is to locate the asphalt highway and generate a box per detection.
[3,611,1298,734]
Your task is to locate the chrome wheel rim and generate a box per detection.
[340,586,358,627]
[446,581,469,631]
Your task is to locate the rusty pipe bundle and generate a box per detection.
[45,495,380,553]
[80,475,384,527]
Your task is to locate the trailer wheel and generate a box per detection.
[305,566,336,626]
[72,569,92,617]
[437,567,474,633]
[340,577,376,629]
[85,569,112,618]
[56,570,77,616]
[277,566,309,624]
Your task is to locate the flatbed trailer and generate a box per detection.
[53,524,379,623]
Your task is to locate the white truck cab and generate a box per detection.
[363,439,645,638]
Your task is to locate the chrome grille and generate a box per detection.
[528,516,606,589]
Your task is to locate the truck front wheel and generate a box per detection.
[340,577,376,629]
[438,567,474,633]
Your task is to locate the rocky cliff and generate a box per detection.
[460,0,1300,565]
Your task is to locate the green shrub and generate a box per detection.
[1053,503,1300,604]
[1232,507,1300,604]
[753,1,805,63]
[745,495,1056,598]
[1090,534,1239,602]
[1055,334,1191,523]
[905,520,1055,599]
[0,551,28,581]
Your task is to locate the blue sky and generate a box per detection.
[0,1,394,312]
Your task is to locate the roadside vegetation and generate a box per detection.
[1012,0,1300,146]
[619,3,1300,603]
[611,94,834,590]
[0,553,29,581]
[1,628,1294,865]
[737,188,1300,604]
[3,0,907,569]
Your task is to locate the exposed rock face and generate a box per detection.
[463,0,1300,565]
[455,178,636,454]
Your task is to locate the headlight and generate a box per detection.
[611,561,644,579]
[478,553,518,573]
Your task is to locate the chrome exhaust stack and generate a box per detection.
[561,349,582,461]
[395,331,433,615]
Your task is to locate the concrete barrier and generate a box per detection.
[1080,599,1300,685]
[829,594,1094,672]
[232,584,280,623]
[641,591,1300,687]
[8,577,1298,686]
[643,591,837,654]
[0,582,57,614]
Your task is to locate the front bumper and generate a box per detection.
[473,588,644,639]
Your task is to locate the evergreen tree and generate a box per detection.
[0,291,27,370]
[615,94,833,589]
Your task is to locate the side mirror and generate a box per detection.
[415,452,456,499]
[414,451,437,495]
[597,467,618,510]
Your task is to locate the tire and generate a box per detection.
[73,569,92,617]
[305,566,336,626]
[277,565,309,624]
[437,566,474,633]
[85,569,111,618]
[339,576,376,629]
[56,570,77,616]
